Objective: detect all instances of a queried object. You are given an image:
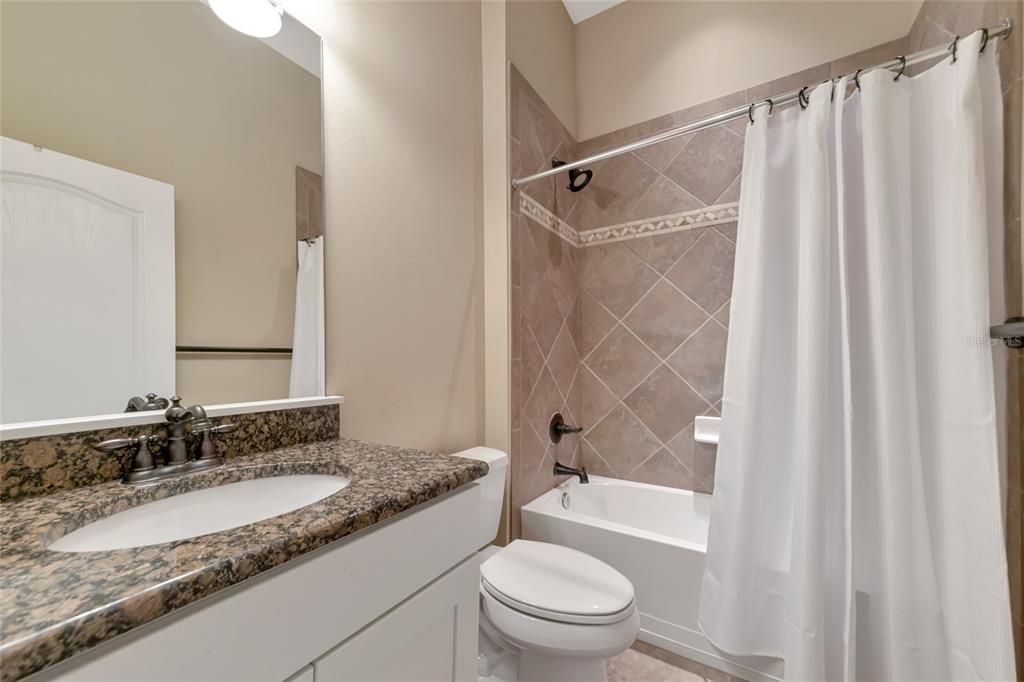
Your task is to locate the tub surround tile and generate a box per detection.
[663,126,745,206]
[0,404,340,502]
[624,279,707,359]
[623,365,708,443]
[0,439,487,682]
[668,320,730,405]
[581,242,661,317]
[666,230,737,314]
[586,325,662,398]
[512,16,1021,518]
[585,403,662,474]
[625,228,702,275]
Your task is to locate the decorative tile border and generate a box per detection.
[577,202,740,247]
[518,194,740,249]
[519,194,579,247]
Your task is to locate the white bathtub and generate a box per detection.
[521,476,783,682]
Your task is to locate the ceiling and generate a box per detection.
[561,0,627,25]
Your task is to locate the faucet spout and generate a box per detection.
[553,461,589,484]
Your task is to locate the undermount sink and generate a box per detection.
[48,475,350,553]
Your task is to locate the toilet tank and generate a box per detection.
[452,447,508,548]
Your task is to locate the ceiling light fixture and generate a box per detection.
[208,0,283,38]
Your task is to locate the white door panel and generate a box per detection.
[0,136,174,422]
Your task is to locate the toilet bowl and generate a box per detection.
[454,447,639,682]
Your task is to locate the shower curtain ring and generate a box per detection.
[949,35,960,63]
[979,28,990,54]
[854,69,863,91]
[748,98,773,125]
[798,86,809,110]
[893,56,906,81]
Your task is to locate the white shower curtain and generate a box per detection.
[289,236,325,398]
[699,31,1016,681]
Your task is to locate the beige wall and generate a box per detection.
[286,0,485,453]
[574,0,923,139]
[0,1,321,405]
[508,0,577,136]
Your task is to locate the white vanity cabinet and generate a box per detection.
[313,558,478,681]
[31,484,482,682]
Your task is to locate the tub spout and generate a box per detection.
[553,461,589,484]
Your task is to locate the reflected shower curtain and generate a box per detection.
[289,236,325,397]
[699,31,1016,681]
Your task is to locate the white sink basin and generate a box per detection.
[49,475,350,553]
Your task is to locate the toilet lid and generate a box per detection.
[480,540,634,624]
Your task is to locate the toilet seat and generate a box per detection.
[480,588,639,660]
[480,540,635,625]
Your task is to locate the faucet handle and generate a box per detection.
[94,434,158,481]
[209,423,238,435]
[94,435,151,453]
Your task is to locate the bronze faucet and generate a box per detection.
[94,397,237,484]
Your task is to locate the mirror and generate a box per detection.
[0,0,324,424]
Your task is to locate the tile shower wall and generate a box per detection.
[509,8,1024,590]
[509,66,582,540]
[906,0,1023,670]
[573,36,928,495]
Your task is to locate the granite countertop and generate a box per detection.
[0,438,488,682]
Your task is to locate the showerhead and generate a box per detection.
[552,158,593,193]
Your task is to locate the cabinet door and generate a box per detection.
[315,556,479,682]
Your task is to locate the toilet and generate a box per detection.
[455,447,639,682]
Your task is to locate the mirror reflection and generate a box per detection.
[0,0,324,424]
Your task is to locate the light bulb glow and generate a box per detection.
[208,0,283,38]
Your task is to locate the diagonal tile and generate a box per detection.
[667,320,728,404]
[586,325,660,398]
[625,228,702,275]
[665,427,717,493]
[580,438,618,478]
[664,126,744,205]
[586,403,662,474]
[624,364,707,443]
[623,279,707,359]
[523,365,561,446]
[714,300,730,328]
[628,448,697,490]
[629,175,704,222]
[547,320,579,400]
[521,325,545,402]
[585,152,661,223]
[666,425,695,470]
[511,358,521,431]
[518,421,547,480]
[567,194,617,231]
[634,133,693,173]
[580,291,617,357]
[691,443,717,493]
[524,279,565,358]
[581,241,661,318]
[715,175,742,205]
[571,363,619,434]
[714,221,738,243]
[510,283,521,360]
[666,229,736,313]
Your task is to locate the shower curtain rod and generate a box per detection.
[510,18,1013,190]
